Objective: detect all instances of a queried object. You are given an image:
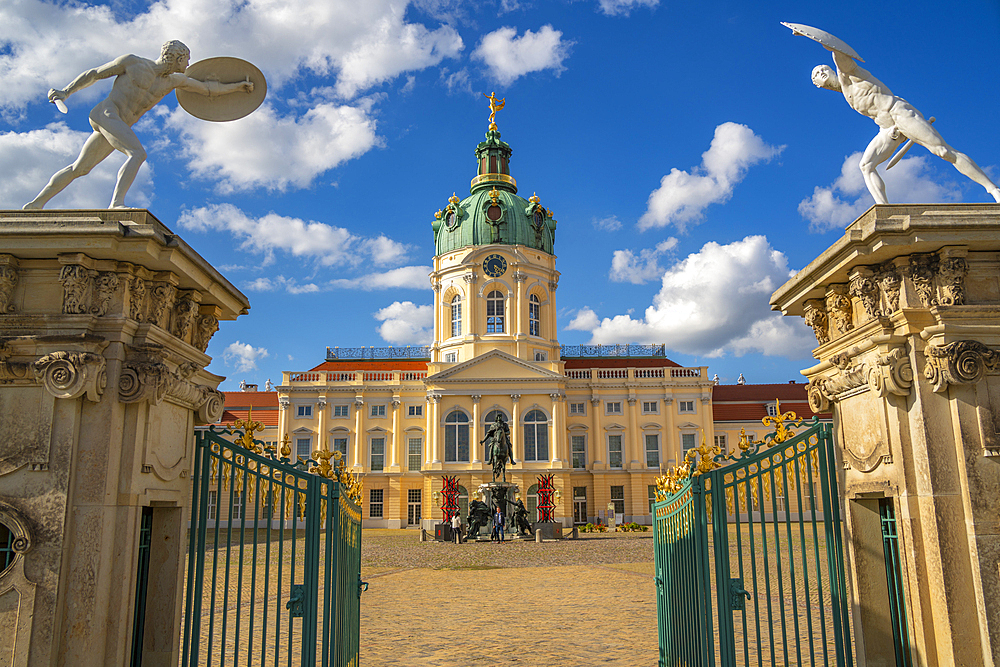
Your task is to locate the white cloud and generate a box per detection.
[374,301,433,344]
[609,238,678,284]
[638,123,784,232]
[593,215,622,231]
[597,0,658,16]
[441,68,473,94]
[799,152,961,232]
[165,102,379,193]
[567,235,815,359]
[224,340,269,372]
[0,0,465,114]
[243,267,430,293]
[0,123,153,209]
[178,203,410,268]
[472,25,572,85]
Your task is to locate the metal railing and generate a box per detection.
[326,346,430,360]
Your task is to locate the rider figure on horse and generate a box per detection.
[483,414,515,482]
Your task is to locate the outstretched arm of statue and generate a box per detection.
[50,55,130,103]
[830,49,859,76]
[173,74,254,97]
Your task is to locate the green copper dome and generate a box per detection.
[432,127,557,256]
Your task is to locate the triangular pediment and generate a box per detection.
[677,422,700,429]
[427,349,563,385]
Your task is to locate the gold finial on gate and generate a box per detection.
[761,399,803,444]
[280,434,292,458]
[232,406,265,453]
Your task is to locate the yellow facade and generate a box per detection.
[272,239,715,529]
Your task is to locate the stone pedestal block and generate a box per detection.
[0,210,248,667]
[772,204,1000,665]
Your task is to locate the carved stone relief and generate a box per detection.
[849,267,879,322]
[908,253,937,308]
[147,282,177,329]
[803,299,829,345]
[170,292,200,342]
[129,275,148,321]
[825,285,853,339]
[923,340,1000,393]
[936,257,968,306]
[91,271,120,316]
[119,346,173,405]
[875,262,901,315]
[0,255,18,314]
[58,265,92,314]
[32,351,106,402]
[808,345,912,412]
[192,313,219,352]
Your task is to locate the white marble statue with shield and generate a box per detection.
[784,23,1000,205]
[23,40,266,210]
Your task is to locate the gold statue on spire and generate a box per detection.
[483,91,505,130]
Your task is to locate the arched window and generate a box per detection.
[444,410,470,462]
[483,410,508,460]
[529,293,540,336]
[450,295,462,338]
[486,290,505,333]
[523,409,549,462]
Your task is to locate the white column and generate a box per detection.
[471,395,482,463]
[550,392,564,466]
[590,396,602,467]
[430,394,441,464]
[389,397,401,471]
[316,396,328,453]
[353,397,364,470]
[510,394,521,462]
[627,395,640,469]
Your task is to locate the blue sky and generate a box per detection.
[2,0,999,391]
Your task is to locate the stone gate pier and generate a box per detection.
[772,204,1000,665]
[0,210,248,666]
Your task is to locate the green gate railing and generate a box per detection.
[181,425,364,667]
[653,417,853,667]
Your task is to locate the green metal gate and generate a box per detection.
[653,415,852,666]
[182,422,364,667]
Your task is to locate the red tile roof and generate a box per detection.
[711,383,830,421]
[221,391,280,427]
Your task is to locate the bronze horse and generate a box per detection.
[483,414,515,482]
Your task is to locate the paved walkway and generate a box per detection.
[360,539,659,666]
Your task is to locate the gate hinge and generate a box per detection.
[286,584,305,618]
[729,578,751,610]
[359,578,369,597]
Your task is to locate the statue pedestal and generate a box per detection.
[0,210,248,667]
[471,480,520,540]
[772,203,1000,665]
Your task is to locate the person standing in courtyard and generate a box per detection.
[23,40,255,210]
[451,511,463,544]
[493,506,505,542]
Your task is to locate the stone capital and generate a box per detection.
[32,351,106,402]
[923,340,1000,393]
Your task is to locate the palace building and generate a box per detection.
[214,112,825,530]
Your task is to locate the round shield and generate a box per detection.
[782,22,865,62]
[175,57,267,122]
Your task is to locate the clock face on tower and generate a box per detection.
[482,253,507,278]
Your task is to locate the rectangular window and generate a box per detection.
[681,433,697,455]
[534,351,547,361]
[610,485,625,515]
[333,404,349,417]
[606,401,622,415]
[569,402,586,416]
[408,405,423,417]
[231,491,244,521]
[608,434,623,469]
[648,485,658,514]
[645,434,660,468]
[370,404,386,418]
[444,425,470,462]
[766,403,778,417]
[208,490,218,521]
[369,489,384,518]
[444,352,458,363]
[296,437,312,461]
[407,489,422,526]
[370,437,385,472]
[714,434,727,450]
[332,437,348,458]
[679,400,695,414]
[408,437,422,471]
[642,400,658,414]
[296,405,312,418]
[571,435,586,469]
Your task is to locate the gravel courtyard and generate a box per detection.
[360,529,659,666]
